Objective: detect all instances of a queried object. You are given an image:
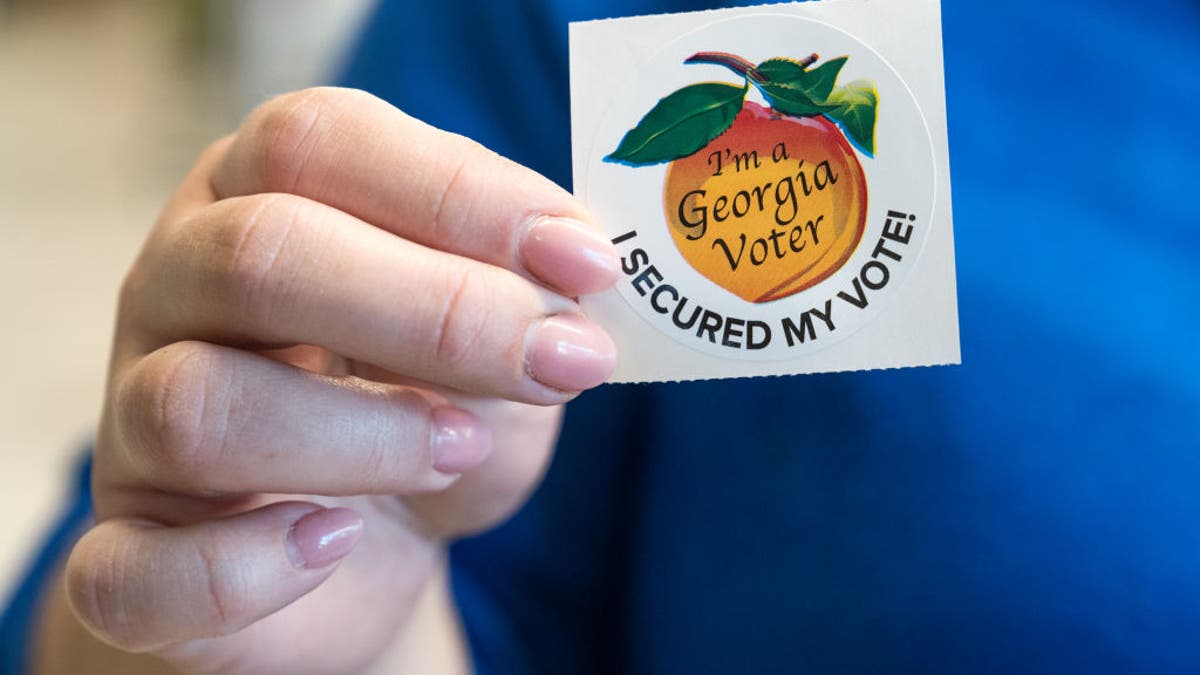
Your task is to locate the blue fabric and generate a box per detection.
[0,455,92,674]
[345,1,1200,673]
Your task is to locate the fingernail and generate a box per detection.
[525,314,617,392]
[521,217,621,295]
[286,508,363,569]
[430,407,493,474]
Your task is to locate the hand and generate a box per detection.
[53,87,619,673]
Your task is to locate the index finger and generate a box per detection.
[211,87,620,296]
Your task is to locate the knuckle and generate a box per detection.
[192,532,250,629]
[354,427,396,492]
[432,267,492,369]
[358,387,432,489]
[247,87,363,191]
[120,342,230,486]
[428,134,497,241]
[248,88,331,191]
[214,195,303,323]
[66,531,147,652]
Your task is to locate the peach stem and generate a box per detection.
[684,52,819,83]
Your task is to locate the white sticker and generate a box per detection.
[571,0,959,383]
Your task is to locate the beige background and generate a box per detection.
[0,0,371,605]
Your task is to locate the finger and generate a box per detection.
[111,341,492,496]
[65,502,362,653]
[211,87,619,296]
[343,362,565,538]
[128,193,616,404]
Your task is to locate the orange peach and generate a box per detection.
[663,101,867,303]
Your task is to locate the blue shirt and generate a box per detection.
[5,1,1199,673]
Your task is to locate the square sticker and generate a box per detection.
[570,0,959,383]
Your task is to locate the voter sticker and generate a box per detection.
[571,0,959,382]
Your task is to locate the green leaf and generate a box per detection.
[755,57,808,84]
[606,82,747,165]
[756,56,847,104]
[751,56,847,119]
[756,80,833,118]
[824,80,879,155]
[793,56,847,102]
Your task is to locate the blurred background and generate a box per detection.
[0,0,374,603]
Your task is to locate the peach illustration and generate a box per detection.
[663,101,866,303]
[607,51,878,303]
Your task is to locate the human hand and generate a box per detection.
[55,87,618,673]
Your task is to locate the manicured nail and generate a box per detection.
[430,407,493,474]
[286,508,363,569]
[521,217,621,295]
[525,314,617,392]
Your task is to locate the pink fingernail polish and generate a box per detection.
[286,508,363,569]
[430,407,493,474]
[525,314,617,392]
[521,217,621,295]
